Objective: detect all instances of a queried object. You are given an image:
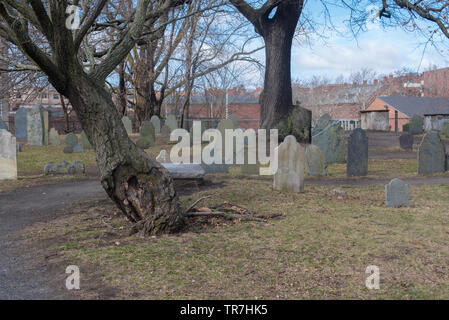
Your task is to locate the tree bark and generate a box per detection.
[62,70,186,236]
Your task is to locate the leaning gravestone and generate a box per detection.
[347,128,368,177]
[0,129,17,180]
[441,120,449,139]
[136,121,155,149]
[81,131,92,149]
[385,178,410,208]
[409,115,424,135]
[305,144,327,176]
[14,107,28,140]
[417,131,446,175]
[165,115,178,132]
[122,116,132,135]
[151,115,161,134]
[0,119,7,131]
[312,117,345,164]
[27,105,46,146]
[161,125,171,138]
[399,133,413,151]
[49,128,61,145]
[273,135,305,193]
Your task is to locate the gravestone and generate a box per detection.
[14,107,28,140]
[151,115,161,134]
[441,120,449,139]
[165,115,178,132]
[312,119,345,164]
[161,125,171,137]
[81,131,92,149]
[44,160,85,175]
[399,133,413,151]
[72,144,85,153]
[417,131,446,175]
[347,128,368,177]
[162,163,205,180]
[137,121,155,149]
[122,116,132,135]
[273,135,305,193]
[305,144,327,176]
[312,114,332,136]
[0,129,17,180]
[27,105,45,146]
[409,115,424,135]
[0,119,7,131]
[156,150,171,163]
[64,133,78,153]
[49,128,61,145]
[385,178,410,208]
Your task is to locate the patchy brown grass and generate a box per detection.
[23,175,449,300]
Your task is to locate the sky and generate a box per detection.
[246,0,449,85]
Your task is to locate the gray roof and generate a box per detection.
[378,96,449,117]
[166,94,259,105]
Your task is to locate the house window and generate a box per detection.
[53,94,59,100]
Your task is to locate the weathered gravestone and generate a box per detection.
[81,131,92,149]
[44,160,85,175]
[122,116,132,135]
[0,119,7,131]
[151,115,161,134]
[165,115,178,132]
[0,129,17,180]
[409,115,424,135]
[49,128,61,145]
[305,144,327,176]
[417,131,446,175]
[312,115,345,164]
[156,150,171,163]
[273,135,305,193]
[64,133,78,153]
[27,105,46,146]
[161,125,171,137]
[136,121,155,149]
[14,107,28,140]
[399,133,413,151]
[385,178,410,208]
[162,163,205,180]
[347,128,368,177]
[441,120,449,139]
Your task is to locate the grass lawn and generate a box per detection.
[23,174,449,299]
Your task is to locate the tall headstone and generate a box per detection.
[49,128,61,145]
[399,133,413,151]
[27,105,45,146]
[66,133,78,148]
[409,115,424,135]
[0,129,17,180]
[151,115,161,134]
[273,135,305,193]
[305,144,327,176]
[385,178,410,208]
[161,125,171,137]
[136,121,155,149]
[14,107,28,140]
[347,128,368,177]
[417,131,446,175]
[165,115,178,132]
[312,118,345,164]
[81,131,92,149]
[122,116,132,135]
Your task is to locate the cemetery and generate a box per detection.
[0,0,449,304]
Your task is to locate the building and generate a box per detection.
[365,96,449,132]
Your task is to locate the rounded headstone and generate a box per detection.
[385,178,410,208]
[65,133,78,148]
[305,144,328,176]
[399,133,413,151]
[151,116,161,134]
[418,131,446,175]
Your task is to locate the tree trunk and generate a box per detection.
[60,95,70,133]
[63,72,185,236]
[118,61,128,117]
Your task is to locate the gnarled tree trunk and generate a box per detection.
[64,71,185,236]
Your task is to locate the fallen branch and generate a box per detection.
[184,196,212,214]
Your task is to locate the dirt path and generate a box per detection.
[0,179,105,300]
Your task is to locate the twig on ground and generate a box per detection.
[184,195,212,214]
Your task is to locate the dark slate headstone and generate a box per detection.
[0,119,7,131]
[418,131,446,175]
[312,121,345,164]
[140,121,155,138]
[14,108,28,140]
[399,133,414,151]
[409,115,424,135]
[385,178,410,208]
[347,128,368,177]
